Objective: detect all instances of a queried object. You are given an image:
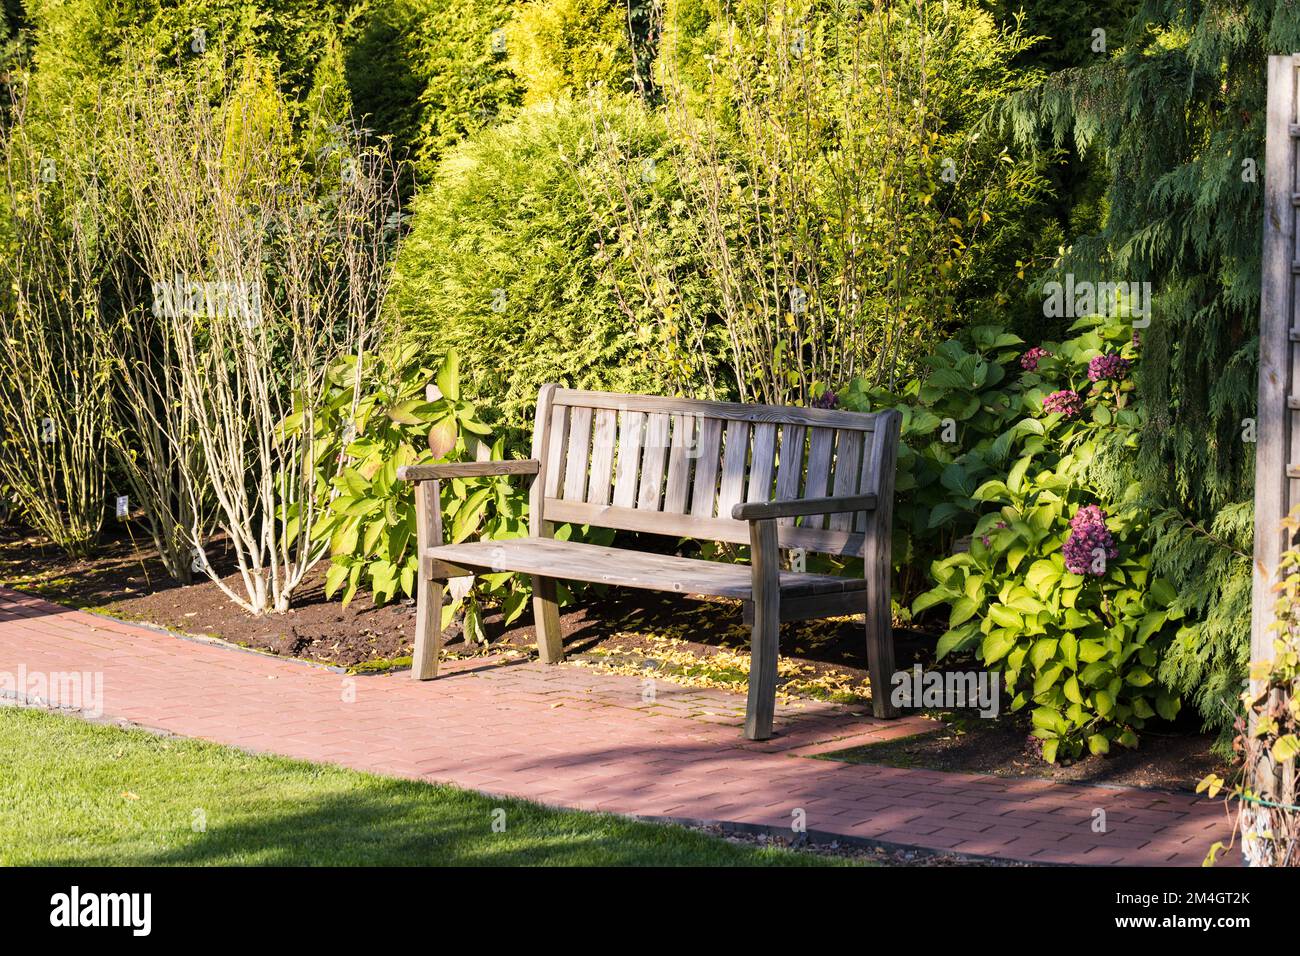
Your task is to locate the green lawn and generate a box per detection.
[0,707,852,866]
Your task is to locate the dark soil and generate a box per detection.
[0,524,1229,794]
[0,523,929,676]
[821,714,1225,793]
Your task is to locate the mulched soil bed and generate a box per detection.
[820,715,1225,793]
[0,524,1228,795]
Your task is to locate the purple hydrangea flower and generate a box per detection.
[1042,389,1082,417]
[1020,346,1050,371]
[1062,505,1118,576]
[980,521,1007,549]
[1087,351,1130,383]
[811,390,839,409]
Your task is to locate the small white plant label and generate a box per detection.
[789,547,807,573]
[191,547,208,574]
[115,495,129,518]
[788,287,808,315]
[40,418,55,443]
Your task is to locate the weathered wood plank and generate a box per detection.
[553,387,880,431]
[612,411,646,508]
[744,518,780,740]
[562,406,593,501]
[412,479,444,680]
[637,412,671,509]
[663,414,695,513]
[803,427,835,529]
[531,576,564,663]
[746,422,777,506]
[829,430,864,532]
[530,385,558,536]
[717,420,750,517]
[426,536,863,599]
[529,384,564,663]
[690,417,724,517]
[399,460,539,481]
[774,424,806,527]
[732,493,877,521]
[1254,55,1300,679]
[542,405,569,499]
[863,411,902,719]
[586,408,618,506]
[543,497,867,555]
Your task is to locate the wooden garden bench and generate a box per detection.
[397,385,902,740]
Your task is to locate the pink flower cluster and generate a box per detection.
[1062,505,1118,576]
[1042,389,1082,417]
[1087,351,1130,383]
[1020,346,1051,371]
[980,520,1008,549]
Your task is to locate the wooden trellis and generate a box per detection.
[1253,54,1300,669]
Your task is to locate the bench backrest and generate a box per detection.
[529,386,901,558]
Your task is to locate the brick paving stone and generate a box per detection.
[0,587,1232,866]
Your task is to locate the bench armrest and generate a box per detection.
[731,493,878,522]
[397,460,541,482]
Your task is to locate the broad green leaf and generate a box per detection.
[981,630,1017,664]
[949,596,978,628]
[436,350,460,401]
[324,561,350,597]
[1272,735,1300,763]
[1029,637,1058,670]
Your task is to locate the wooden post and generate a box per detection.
[745,518,781,740]
[865,410,901,718]
[1252,55,1300,685]
[529,384,564,663]
[412,478,444,679]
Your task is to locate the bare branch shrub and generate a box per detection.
[0,75,114,556]
[99,57,401,613]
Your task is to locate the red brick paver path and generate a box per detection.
[0,589,1230,865]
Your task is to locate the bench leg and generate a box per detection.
[531,575,564,663]
[865,564,899,719]
[412,574,445,680]
[745,519,780,741]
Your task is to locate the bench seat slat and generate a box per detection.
[425,538,866,600]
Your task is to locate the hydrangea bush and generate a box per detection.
[841,316,1183,762]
